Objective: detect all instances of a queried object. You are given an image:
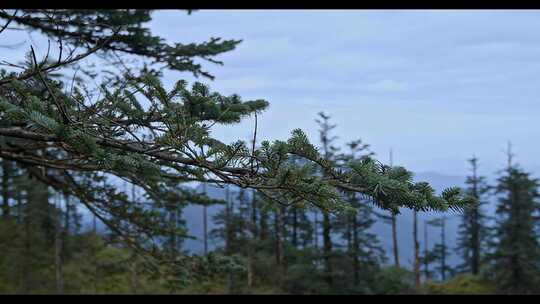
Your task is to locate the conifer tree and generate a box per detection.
[282,155,314,249]
[284,203,313,249]
[315,112,339,287]
[21,174,57,292]
[489,148,540,294]
[456,156,489,275]
[334,140,385,288]
[427,217,452,281]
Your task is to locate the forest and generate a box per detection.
[0,9,539,295]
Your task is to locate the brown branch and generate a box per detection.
[30,44,72,124]
[0,9,17,35]
[0,126,370,197]
[250,113,257,175]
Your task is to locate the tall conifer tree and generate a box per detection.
[489,148,540,294]
[456,156,489,275]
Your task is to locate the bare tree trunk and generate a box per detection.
[352,213,359,286]
[441,217,446,281]
[274,206,284,270]
[259,197,268,241]
[170,207,177,256]
[389,148,400,268]
[247,244,254,290]
[22,210,30,294]
[391,213,400,268]
[1,159,11,218]
[413,210,420,289]
[202,183,208,255]
[16,191,21,224]
[63,194,70,236]
[470,157,480,275]
[251,190,258,239]
[322,211,333,286]
[314,210,319,249]
[129,184,140,294]
[318,118,334,287]
[61,194,71,293]
[346,214,352,254]
[54,193,64,294]
[292,207,298,248]
[225,186,231,254]
[280,206,287,277]
[247,190,257,289]
[424,220,429,282]
[471,206,480,275]
[225,186,234,293]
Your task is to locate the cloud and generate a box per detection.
[362,79,410,92]
[147,10,540,175]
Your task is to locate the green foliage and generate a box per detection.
[488,165,540,294]
[372,266,415,295]
[0,10,240,80]
[456,156,490,275]
[422,274,496,294]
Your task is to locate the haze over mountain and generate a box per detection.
[180,171,470,268]
[78,168,504,271]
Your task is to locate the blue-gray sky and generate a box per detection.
[149,9,540,178]
[2,10,538,178]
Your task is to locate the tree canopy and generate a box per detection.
[0,9,472,277]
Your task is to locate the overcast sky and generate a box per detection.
[145,9,540,178]
[3,10,539,179]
